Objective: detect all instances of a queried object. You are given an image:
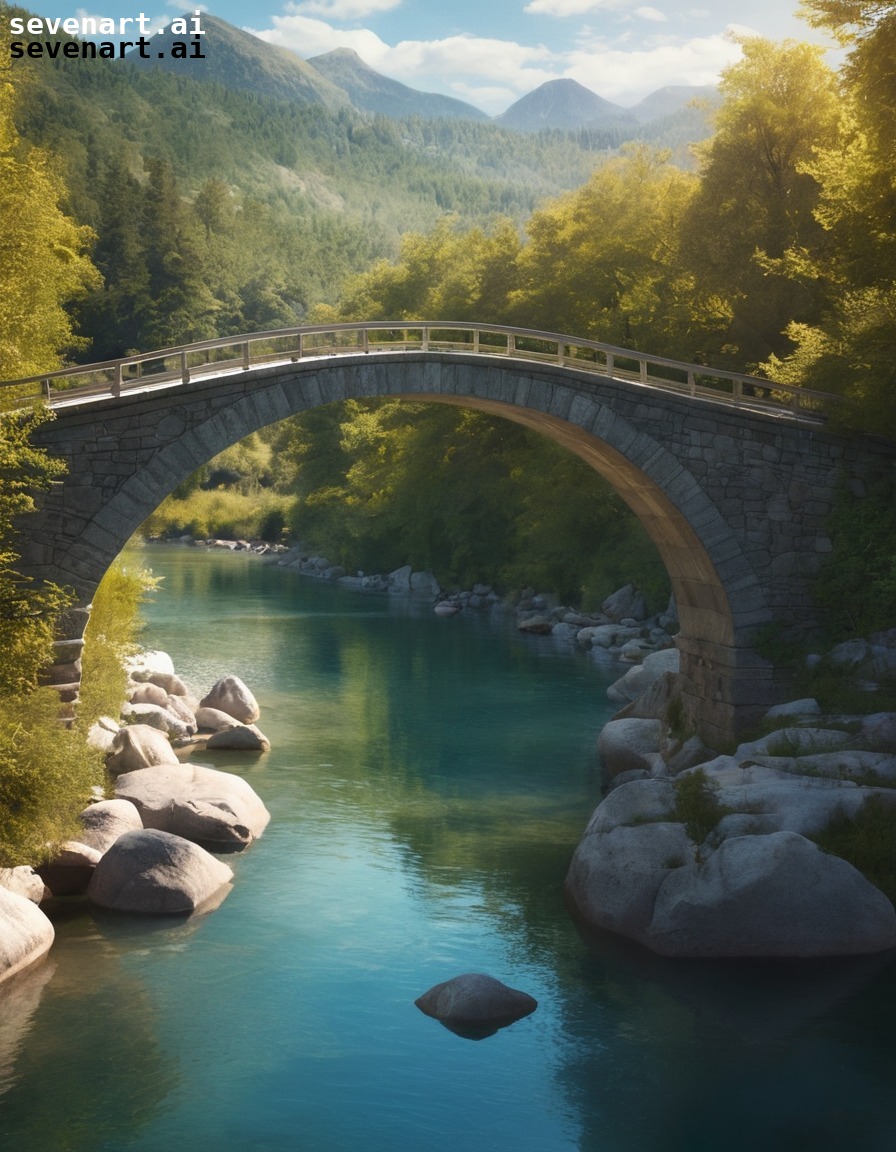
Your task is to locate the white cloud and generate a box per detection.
[285,0,402,19]
[565,30,742,102]
[634,7,667,21]
[523,0,620,14]
[249,9,746,113]
[249,13,392,60]
[250,16,559,107]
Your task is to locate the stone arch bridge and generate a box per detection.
[6,322,893,744]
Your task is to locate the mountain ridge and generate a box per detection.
[130,13,715,133]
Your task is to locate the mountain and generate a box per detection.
[628,85,719,124]
[496,79,638,133]
[127,14,351,109]
[308,47,488,121]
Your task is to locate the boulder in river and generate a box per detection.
[205,724,271,752]
[415,973,537,1038]
[87,829,233,915]
[115,762,270,849]
[0,887,55,984]
[78,799,144,854]
[199,676,260,724]
[648,832,896,957]
[194,706,243,732]
[106,724,180,778]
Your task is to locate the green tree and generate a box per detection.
[761,5,896,436]
[508,145,713,358]
[679,37,842,367]
[0,46,100,381]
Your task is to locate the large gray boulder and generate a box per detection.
[106,724,179,778]
[410,570,440,597]
[601,584,647,622]
[597,717,665,779]
[415,973,537,1030]
[128,682,170,708]
[566,821,693,944]
[606,648,680,705]
[0,867,46,904]
[194,706,242,732]
[37,841,102,897]
[693,757,874,839]
[205,724,271,752]
[164,694,199,732]
[87,829,233,915]
[78,799,144,853]
[648,832,896,957]
[0,888,55,983]
[115,762,270,848]
[199,676,260,724]
[120,702,192,738]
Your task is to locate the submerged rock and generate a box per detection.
[415,973,537,1039]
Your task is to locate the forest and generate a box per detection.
[1,0,896,863]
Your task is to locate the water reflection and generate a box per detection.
[7,546,893,1151]
[0,912,177,1150]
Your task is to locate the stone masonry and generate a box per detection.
[17,352,896,744]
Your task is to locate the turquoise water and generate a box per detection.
[2,547,896,1152]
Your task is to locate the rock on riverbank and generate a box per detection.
[567,631,896,958]
[0,654,272,986]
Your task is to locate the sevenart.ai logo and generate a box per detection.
[8,10,206,60]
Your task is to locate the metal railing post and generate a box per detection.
[639,358,648,383]
[557,342,565,365]
[112,362,122,398]
[473,329,480,353]
[242,342,250,370]
[606,353,614,376]
[688,369,696,396]
[181,352,190,385]
[422,326,429,352]
[507,333,515,356]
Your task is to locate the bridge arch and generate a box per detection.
[21,346,859,743]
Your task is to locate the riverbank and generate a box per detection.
[138,537,896,959]
[144,534,679,667]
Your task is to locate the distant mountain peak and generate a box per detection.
[126,14,351,109]
[496,78,637,133]
[307,47,488,121]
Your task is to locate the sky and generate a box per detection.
[48,0,835,112]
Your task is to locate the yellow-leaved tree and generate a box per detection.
[0,41,108,866]
[0,46,100,383]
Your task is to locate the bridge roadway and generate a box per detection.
[5,322,893,744]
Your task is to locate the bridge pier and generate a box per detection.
[675,636,779,746]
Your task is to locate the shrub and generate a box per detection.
[813,795,896,905]
[672,768,732,844]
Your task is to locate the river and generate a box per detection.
[2,547,896,1151]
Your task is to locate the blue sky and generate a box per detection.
[50,0,835,111]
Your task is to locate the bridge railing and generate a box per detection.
[0,321,836,420]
